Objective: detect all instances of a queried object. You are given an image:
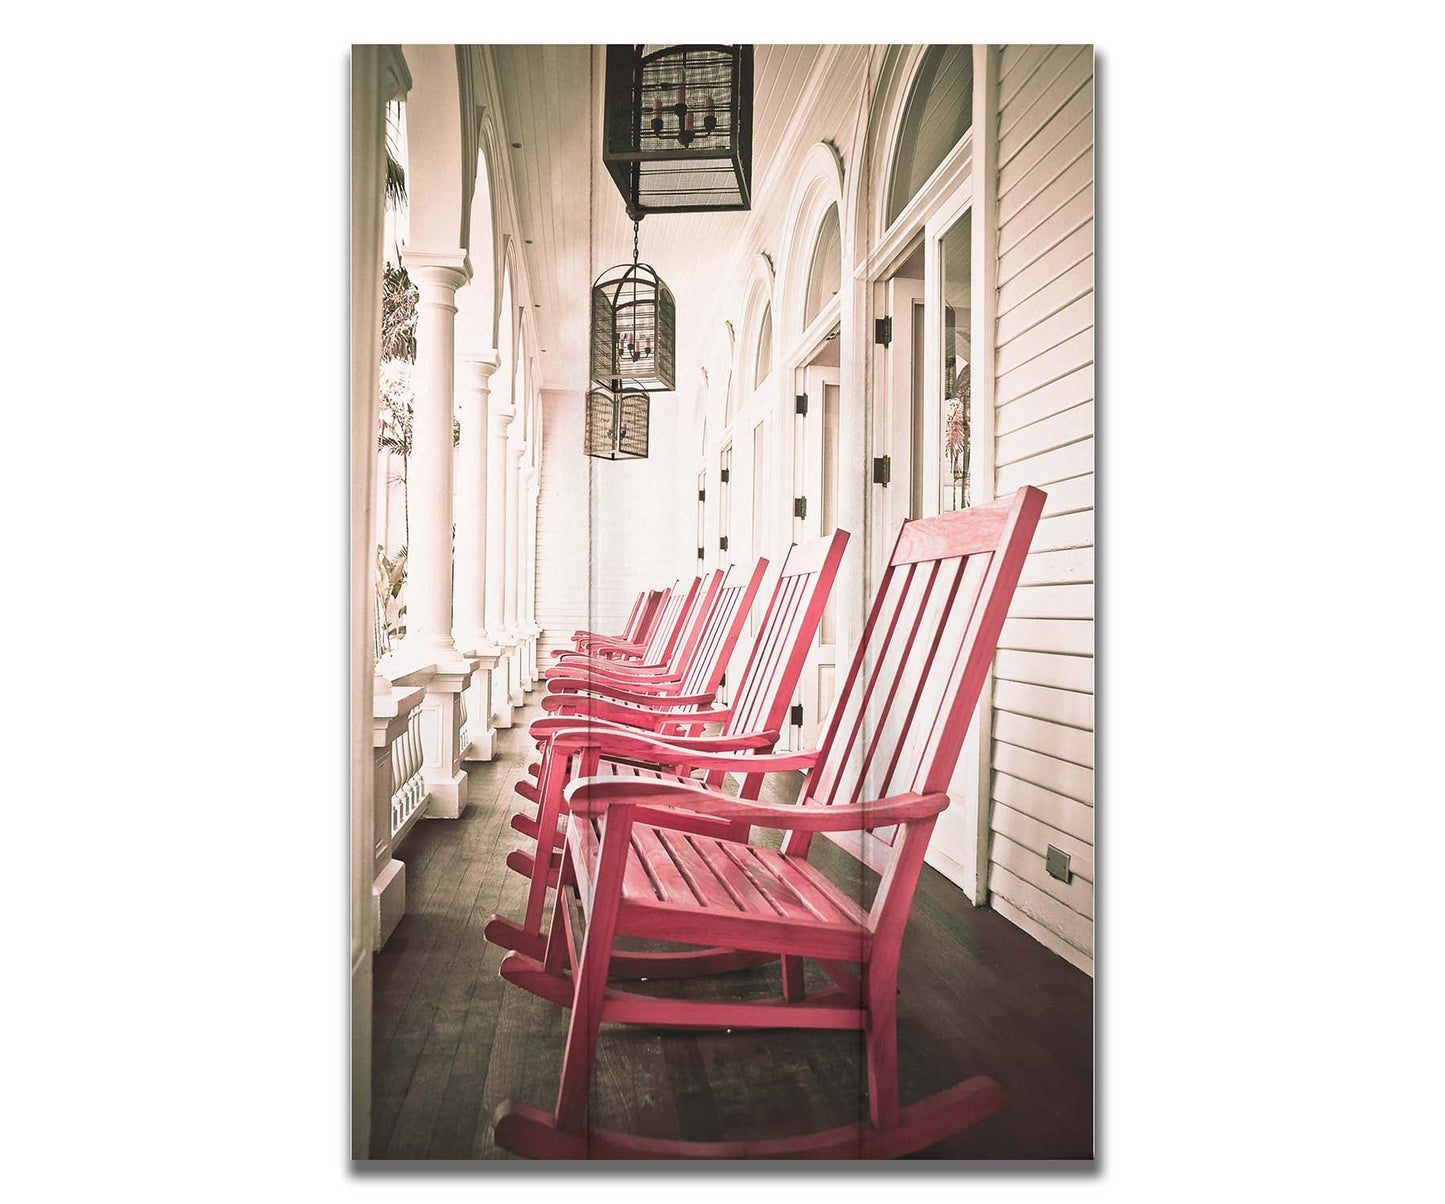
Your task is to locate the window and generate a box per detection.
[886,45,973,228]
[753,304,772,390]
[803,205,841,329]
[940,211,972,511]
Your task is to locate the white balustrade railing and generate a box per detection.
[389,702,427,840]
[371,667,432,950]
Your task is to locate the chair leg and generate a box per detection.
[553,807,633,1134]
[522,752,566,935]
[543,845,577,976]
[864,963,901,1132]
[780,954,806,1003]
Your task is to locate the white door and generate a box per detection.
[791,363,841,748]
[870,275,925,591]
[920,189,983,893]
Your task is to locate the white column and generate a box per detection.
[454,350,501,761]
[505,436,527,706]
[486,401,517,726]
[454,351,499,652]
[524,467,540,682]
[398,250,469,664]
[397,248,478,817]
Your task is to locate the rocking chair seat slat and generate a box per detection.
[568,815,873,962]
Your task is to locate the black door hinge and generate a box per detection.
[719,535,729,551]
[698,488,706,502]
[793,496,807,519]
[720,467,730,483]
[795,392,808,415]
[875,316,892,346]
[790,703,804,727]
[873,455,892,485]
[697,546,705,560]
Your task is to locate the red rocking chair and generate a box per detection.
[506,560,766,867]
[546,571,717,688]
[485,531,848,964]
[489,486,1046,1159]
[560,585,666,659]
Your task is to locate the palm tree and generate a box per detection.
[944,363,971,511]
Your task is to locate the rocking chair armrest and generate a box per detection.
[549,652,671,673]
[577,634,646,654]
[539,695,680,729]
[545,678,714,708]
[566,775,947,832]
[544,660,680,684]
[535,721,782,759]
[541,694,732,729]
[544,725,812,772]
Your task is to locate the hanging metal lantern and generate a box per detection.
[591,224,676,392]
[585,383,650,460]
[603,44,753,221]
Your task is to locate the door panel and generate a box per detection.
[792,365,840,748]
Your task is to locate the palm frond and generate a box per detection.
[385,148,407,211]
[380,263,419,363]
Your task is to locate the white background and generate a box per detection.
[5,2,1442,1196]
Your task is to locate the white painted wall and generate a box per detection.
[984,45,1096,975]
[534,386,695,659]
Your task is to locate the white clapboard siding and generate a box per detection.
[1007,583,1094,620]
[992,741,1093,806]
[996,648,1093,693]
[999,617,1094,657]
[993,679,1094,730]
[535,390,593,658]
[998,113,1093,229]
[993,711,1093,767]
[991,803,1094,881]
[990,833,1094,918]
[1038,472,1093,517]
[996,359,1093,435]
[994,772,1093,843]
[998,187,1093,286]
[997,44,1050,110]
[986,45,1095,973]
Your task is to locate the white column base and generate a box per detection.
[372,857,406,951]
[492,654,514,728]
[419,658,477,819]
[507,638,525,707]
[423,767,469,820]
[459,658,498,762]
[462,724,495,763]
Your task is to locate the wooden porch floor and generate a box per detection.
[370,693,1094,1160]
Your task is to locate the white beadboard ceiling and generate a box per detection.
[483,44,824,392]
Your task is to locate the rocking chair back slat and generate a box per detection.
[642,577,699,665]
[793,488,1046,855]
[630,589,668,648]
[679,559,769,698]
[618,590,649,643]
[723,530,848,740]
[665,570,722,675]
